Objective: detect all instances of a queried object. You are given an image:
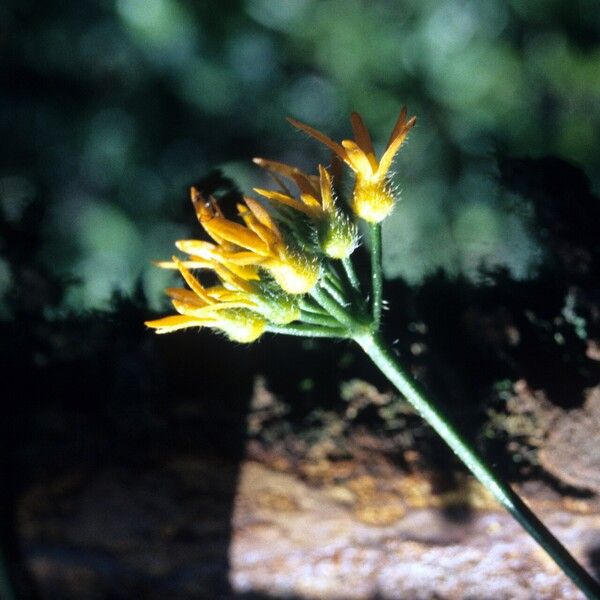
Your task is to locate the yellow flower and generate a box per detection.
[253,162,358,259]
[288,107,416,223]
[192,189,321,295]
[145,257,268,342]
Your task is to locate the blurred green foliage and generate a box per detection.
[1,0,599,311]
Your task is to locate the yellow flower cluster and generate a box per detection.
[145,190,310,341]
[146,108,414,341]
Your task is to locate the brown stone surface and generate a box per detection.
[539,387,600,493]
[230,461,600,599]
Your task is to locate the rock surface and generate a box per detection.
[20,452,600,599]
[231,461,599,600]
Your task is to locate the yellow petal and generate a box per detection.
[212,263,255,292]
[203,216,270,255]
[240,199,282,248]
[221,251,267,266]
[341,139,374,178]
[172,256,214,305]
[253,157,320,196]
[175,239,218,256]
[191,187,225,220]
[318,165,335,213]
[144,314,205,334]
[253,157,301,181]
[299,193,322,211]
[254,188,314,217]
[290,172,320,198]
[221,261,260,279]
[244,197,277,230]
[154,259,212,270]
[166,288,208,306]
[350,112,378,171]
[377,110,416,179]
[172,300,256,317]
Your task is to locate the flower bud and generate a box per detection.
[218,309,267,343]
[317,210,358,259]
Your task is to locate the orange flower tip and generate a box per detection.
[190,186,201,202]
[144,315,197,334]
[153,259,186,269]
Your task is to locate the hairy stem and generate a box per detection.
[322,278,348,308]
[310,286,357,330]
[299,298,330,316]
[299,310,345,328]
[369,223,383,328]
[266,323,347,338]
[342,257,361,292]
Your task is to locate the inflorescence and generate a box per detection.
[145,108,415,342]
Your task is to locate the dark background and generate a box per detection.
[1,1,599,598]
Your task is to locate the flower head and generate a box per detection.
[191,190,321,295]
[144,257,269,342]
[253,161,358,259]
[288,107,416,223]
[146,106,416,342]
[145,181,327,341]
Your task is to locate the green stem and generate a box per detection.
[310,286,357,330]
[342,257,361,292]
[266,323,347,338]
[299,298,330,316]
[355,332,600,600]
[369,223,383,328]
[299,310,343,328]
[322,278,347,308]
[325,262,345,293]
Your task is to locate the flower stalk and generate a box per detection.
[369,222,383,329]
[146,107,600,598]
[342,256,361,292]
